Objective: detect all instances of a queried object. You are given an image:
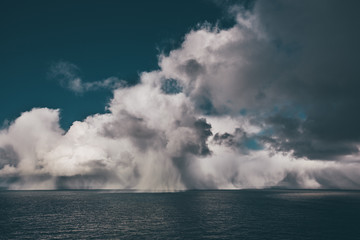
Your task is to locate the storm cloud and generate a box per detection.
[1,0,360,190]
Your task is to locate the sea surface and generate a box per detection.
[0,189,359,239]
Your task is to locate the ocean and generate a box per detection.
[0,189,359,239]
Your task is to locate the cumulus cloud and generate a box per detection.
[1,0,360,190]
[49,61,126,93]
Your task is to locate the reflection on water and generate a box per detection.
[273,189,360,199]
[0,189,359,239]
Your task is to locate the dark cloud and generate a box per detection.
[183,59,205,79]
[170,118,212,161]
[0,176,20,189]
[177,59,217,114]
[193,118,213,156]
[0,174,53,189]
[102,111,164,152]
[218,0,360,160]
[170,118,213,189]
[213,128,263,153]
[258,109,359,160]
[0,145,19,168]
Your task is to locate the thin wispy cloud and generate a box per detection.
[49,61,126,94]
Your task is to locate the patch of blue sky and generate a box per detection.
[244,138,263,151]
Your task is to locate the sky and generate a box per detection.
[1,0,360,190]
[0,0,231,129]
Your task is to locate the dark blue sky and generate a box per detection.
[0,0,231,129]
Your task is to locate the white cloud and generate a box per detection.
[1,1,360,190]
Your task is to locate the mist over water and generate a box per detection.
[1,190,359,239]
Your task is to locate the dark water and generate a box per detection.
[0,190,359,239]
